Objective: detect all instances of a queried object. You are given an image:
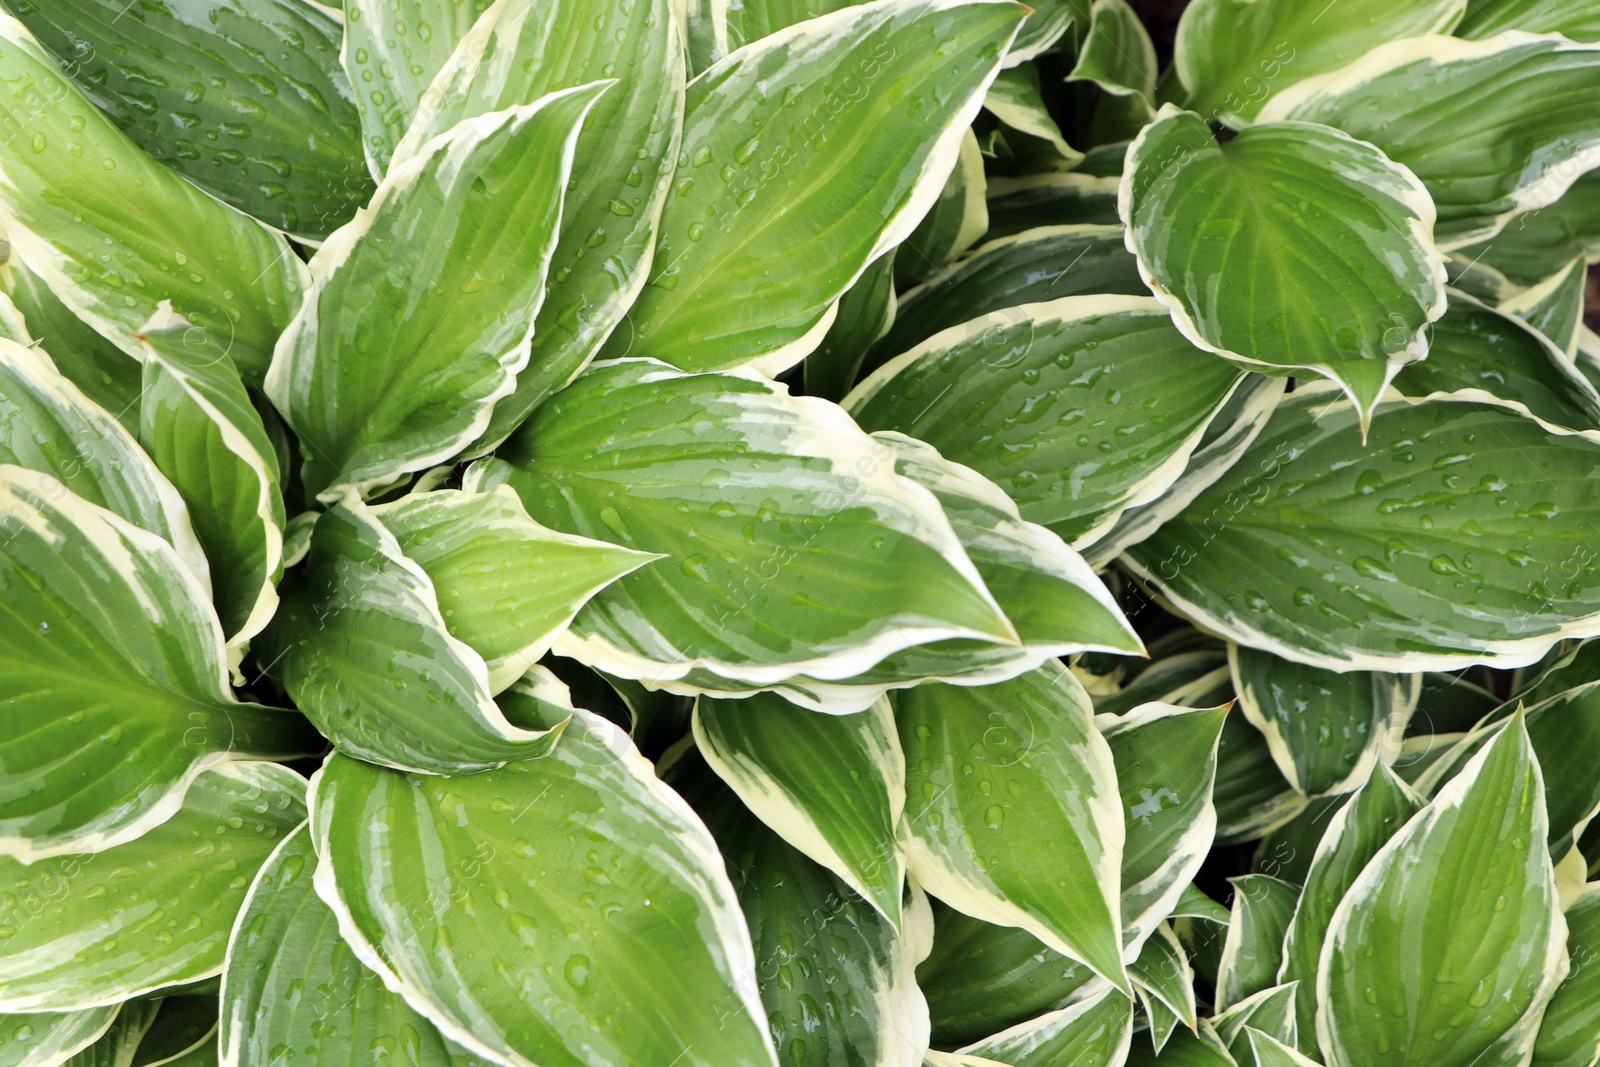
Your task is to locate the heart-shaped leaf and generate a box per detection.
[1122,106,1447,421]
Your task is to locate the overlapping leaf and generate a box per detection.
[267,85,606,500]
[615,0,1026,374]
[1122,106,1447,420]
[0,13,308,382]
[0,762,305,1011]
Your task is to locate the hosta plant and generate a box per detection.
[3,0,1600,1065]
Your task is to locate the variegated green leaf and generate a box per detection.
[871,225,1145,362]
[981,69,1080,172]
[1102,703,1227,957]
[846,295,1247,548]
[220,824,489,1067]
[614,0,1026,375]
[1128,922,1198,1030]
[1532,883,1600,1067]
[340,0,495,179]
[468,358,1015,699]
[266,85,605,500]
[895,662,1129,991]
[0,1005,116,1067]
[1278,764,1425,1052]
[0,762,305,1011]
[1172,0,1465,124]
[1499,257,1588,358]
[1215,984,1301,1063]
[917,908,1096,1049]
[1,258,141,429]
[958,981,1133,1067]
[0,464,317,860]
[372,487,658,693]
[1070,0,1156,100]
[394,0,686,449]
[985,173,1121,238]
[1122,106,1447,420]
[1230,646,1418,798]
[0,13,308,383]
[257,496,566,774]
[1457,0,1600,38]
[897,129,991,288]
[686,769,934,1067]
[136,307,286,656]
[1391,288,1600,433]
[0,336,209,588]
[7,0,370,237]
[310,706,779,1067]
[1215,713,1308,846]
[1082,375,1286,568]
[1215,876,1300,1012]
[1259,34,1600,249]
[49,1002,160,1067]
[131,997,217,1067]
[1125,1021,1237,1066]
[1125,388,1600,671]
[1005,0,1088,65]
[694,692,907,924]
[1244,1027,1324,1067]
[1318,710,1567,1067]
[1453,172,1600,288]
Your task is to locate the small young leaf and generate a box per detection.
[1215,875,1300,1012]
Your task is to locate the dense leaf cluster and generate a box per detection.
[1,0,1599,1065]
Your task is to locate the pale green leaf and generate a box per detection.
[871,225,1145,362]
[467,358,1015,698]
[373,487,658,693]
[614,0,1026,375]
[1259,34,1600,249]
[1278,764,1424,1052]
[0,763,305,1011]
[1102,702,1228,957]
[895,662,1129,991]
[1216,876,1301,1012]
[1532,884,1600,1067]
[0,464,318,861]
[266,85,605,500]
[257,495,566,774]
[340,0,495,179]
[1391,289,1600,433]
[1318,710,1568,1067]
[958,981,1133,1067]
[846,295,1247,547]
[1124,388,1600,671]
[1122,106,1447,420]
[394,0,686,449]
[694,692,907,924]
[1172,0,1465,124]
[0,13,308,383]
[7,0,370,237]
[136,307,286,655]
[220,824,489,1067]
[310,707,779,1067]
[1230,646,1418,797]
[0,336,209,589]
[1004,0,1088,64]
[0,1005,116,1067]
